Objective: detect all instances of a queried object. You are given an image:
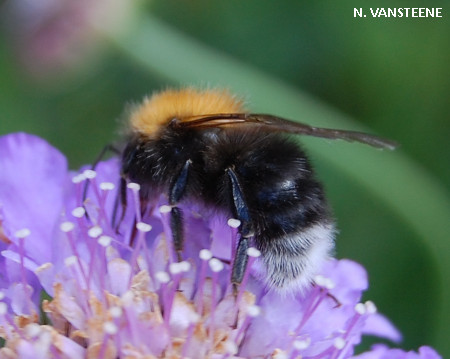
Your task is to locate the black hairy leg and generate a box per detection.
[83,144,122,223]
[113,176,128,233]
[226,167,255,295]
[169,159,192,261]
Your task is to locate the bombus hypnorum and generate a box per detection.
[118,88,396,293]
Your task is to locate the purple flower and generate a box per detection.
[0,133,441,358]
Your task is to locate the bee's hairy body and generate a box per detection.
[121,88,335,291]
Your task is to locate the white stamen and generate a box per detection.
[0,292,4,301]
[324,278,335,290]
[72,174,86,184]
[98,235,112,247]
[169,262,184,275]
[136,222,152,232]
[178,261,191,272]
[0,302,6,315]
[159,205,172,214]
[25,323,41,338]
[64,256,78,267]
[71,207,86,218]
[121,291,134,306]
[247,247,261,258]
[227,218,241,228]
[60,222,75,233]
[83,169,97,179]
[314,274,326,287]
[155,271,170,283]
[365,300,377,314]
[103,322,118,335]
[100,182,115,191]
[127,183,140,191]
[224,341,238,355]
[199,249,213,261]
[189,312,201,324]
[209,258,224,272]
[109,306,123,318]
[293,338,310,350]
[88,226,103,238]
[15,228,31,239]
[334,337,346,350]
[355,303,366,315]
[246,305,261,317]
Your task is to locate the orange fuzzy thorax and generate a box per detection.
[129,88,245,136]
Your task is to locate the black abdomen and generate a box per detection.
[200,129,331,246]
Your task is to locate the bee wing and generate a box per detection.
[180,113,398,150]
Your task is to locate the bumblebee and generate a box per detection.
[119,88,396,292]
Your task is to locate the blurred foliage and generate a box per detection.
[0,0,449,356]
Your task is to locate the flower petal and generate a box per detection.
[363,312,402,343]
[0,133,68,264]
[353,344,442,359]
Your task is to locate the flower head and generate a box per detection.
[0,133,441,358]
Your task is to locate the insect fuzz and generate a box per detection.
[119,94,333,293]
[118,88,395,293]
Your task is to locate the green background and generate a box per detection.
[1,0,449,356]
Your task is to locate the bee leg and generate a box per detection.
[170,207,184,262]
[169,159,192,262]
[112,176,128,233]
[232,237,249,296]
[225,168,254,296]
[82,144,121,219]
[116,176,139,247]
[327,292,342,308]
